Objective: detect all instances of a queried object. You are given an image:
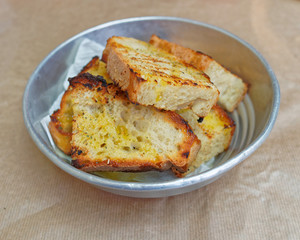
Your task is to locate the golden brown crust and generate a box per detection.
[150,34,213,71]
[212,105,235,127]
[210,105,235,150]
[68,72,108,90]
[79,56,114,84]
[48,85,74,154]
[48,110,72,154]
[79,56,100,74]
[162,111,200,172]
[71,151,173,173]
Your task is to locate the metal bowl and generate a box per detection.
[23,16,280,198]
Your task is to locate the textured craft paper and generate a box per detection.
[1,0,300,239]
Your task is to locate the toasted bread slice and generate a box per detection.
[68,74,200,173]
[48,56,111,155]
[150,35,248,112]
[177,105,235,176]
[102,36,219,117]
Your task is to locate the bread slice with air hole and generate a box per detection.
[149,34,248,112]
[48,56,110,155]
[102,36,219,117]
[68,73,200,174]
[176,105,235,177]
[49,57,234,176]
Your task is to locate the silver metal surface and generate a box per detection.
[23,16,280,198]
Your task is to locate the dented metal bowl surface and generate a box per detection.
[23,16,280,198]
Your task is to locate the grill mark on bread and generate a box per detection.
[68,73,200,174]
[102,36,219,116]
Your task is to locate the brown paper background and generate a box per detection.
[1,0,299,239]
